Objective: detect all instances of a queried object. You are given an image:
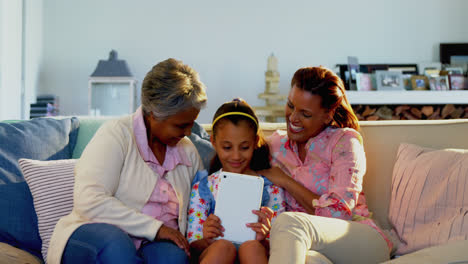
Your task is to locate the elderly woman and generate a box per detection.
[263,66,391,264]
[47,58,207,264]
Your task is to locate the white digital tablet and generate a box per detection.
[214,171,264,244]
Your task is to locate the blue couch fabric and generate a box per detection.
[0,117,80,259]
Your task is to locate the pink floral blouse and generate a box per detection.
[187,170,286,243]
[268,126,392,250]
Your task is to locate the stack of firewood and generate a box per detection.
[352,104,468,121]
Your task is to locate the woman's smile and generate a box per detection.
[288,122,304,133]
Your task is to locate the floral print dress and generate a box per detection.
[187,170,286,243]
[268,126,392,250]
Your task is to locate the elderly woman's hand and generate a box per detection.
[155,225,190,256]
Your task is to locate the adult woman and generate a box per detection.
[262,66,391,264]
[48,58,207,264]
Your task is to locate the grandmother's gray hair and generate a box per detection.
[141,58,207,119]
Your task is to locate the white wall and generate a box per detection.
[41,0,468,123]
[23,0,43,119]
[0,0,42,120]
[0,0,23,120]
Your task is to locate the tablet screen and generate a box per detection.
[214,171,264,244]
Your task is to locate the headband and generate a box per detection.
[212,112,258,127]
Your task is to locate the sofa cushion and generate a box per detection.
[188,121,214,170]
[71,117,113,159]
[382,239,468,264]
[18,158,76,261]
[0,117,79,183]
[0,117,79,259]
[388,143,468,255]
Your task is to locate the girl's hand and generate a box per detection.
[155,224,190,256]
[246,206,274,241]
[258,167,289,187]
[202,214,225,243]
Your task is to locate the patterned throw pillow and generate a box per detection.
[18,159,76,261]
[388,143,468,254]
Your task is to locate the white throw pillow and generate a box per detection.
[18,158,76,261]
[388,143,468,255]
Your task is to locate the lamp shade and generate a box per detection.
[90,50,132,77]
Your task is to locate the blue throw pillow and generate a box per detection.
[0,117,79,183]
[0,117,79,259]
[189,122,214,170]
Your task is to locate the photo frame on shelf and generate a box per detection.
[387,64,418,75]
[424,69,441,77]
[445,67,464,75]
[356,73,373,91]
[375,70,405,91]
[440,43,468,64]
[410,75,429,90]
[402,74,412,90]
[347,56,359,90]
[429,76,449,91]
[448,74,467,90]
[337,63,419,90]
[362,64,388,74]
[417,62,442,75]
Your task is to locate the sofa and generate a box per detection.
[1,117,467,264]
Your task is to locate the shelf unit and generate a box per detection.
[346,90,468,105]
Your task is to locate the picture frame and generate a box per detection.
[387,64,418,75]
[347,56,359,91]
[402,74,412,90]
[440,43,468,64]
[429,76,449,91]
[356,73,373,91]
[337,63,420,90]
[375,70,404,91]
[417,62,442,75]
[424,69,440,77]
[445,67,464,75]
[410,75,429,90]
[448,74,467,90]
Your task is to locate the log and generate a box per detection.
[421,106,434,117]
[450,107,464,119]
[428,107,441,120]
[402,110,418,120]
[410,107,422,119]
[362,105,377,117]
[355,113,364,121]
[350,104,467,121]
[441,104,455,119]
[353,105,363,114]
[375,106,393,120]
[366,115,379,121]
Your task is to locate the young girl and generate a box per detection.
[187,99,285,264]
